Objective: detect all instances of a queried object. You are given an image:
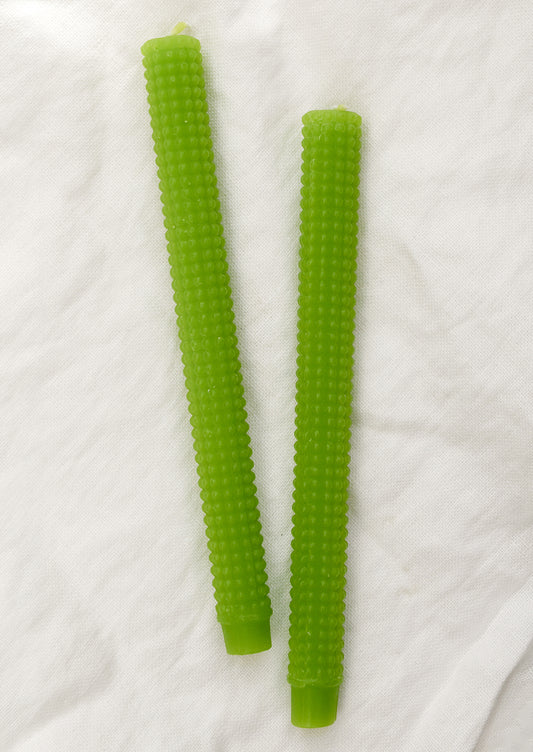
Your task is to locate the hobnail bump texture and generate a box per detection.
[288,109,361,725]
[142,32,271,654]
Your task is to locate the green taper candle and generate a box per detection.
[141,26,271,654]
[288,108,361,726]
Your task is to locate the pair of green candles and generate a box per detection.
[142,26,361,729]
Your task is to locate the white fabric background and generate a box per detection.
[1,1,532,750]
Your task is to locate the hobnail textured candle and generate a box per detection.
[288,108,361,726]
[141,27,271,655]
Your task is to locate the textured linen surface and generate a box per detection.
[1,1,532,751]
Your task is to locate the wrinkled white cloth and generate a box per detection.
[1,1,532,750]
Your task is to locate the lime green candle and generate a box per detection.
[288,109,362,726]
[141,26,271,655]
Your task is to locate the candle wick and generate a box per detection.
[171,21,189,35]
[337,104,347,111]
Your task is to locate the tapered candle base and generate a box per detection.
[221,620,271,655]
[291,686,339,728]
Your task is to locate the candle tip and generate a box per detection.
[337,104,347,111]
[171,21,189,35]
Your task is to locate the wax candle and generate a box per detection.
[288,108,361,726]
[141,26,271,654]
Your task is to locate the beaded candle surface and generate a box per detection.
[141,27,271,655]
[288,108,361,726]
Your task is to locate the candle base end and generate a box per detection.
[291,686,339,728]
[221,619,271,655]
